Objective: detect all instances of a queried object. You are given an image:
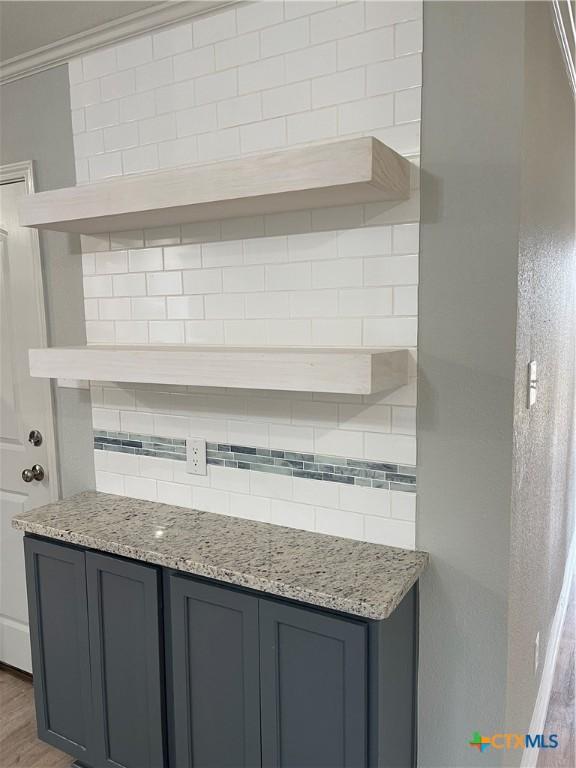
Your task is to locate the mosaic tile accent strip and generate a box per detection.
[94,430,417,493]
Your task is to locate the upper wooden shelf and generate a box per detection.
[29,345,411,395]
[18,138,410,234]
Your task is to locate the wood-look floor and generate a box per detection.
[0,666,71,768]
[538,578,575,768]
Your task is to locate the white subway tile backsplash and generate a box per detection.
[238,56,285,95]
[112,273,146,297]
[237,2,283,34]
[364,254,418,286]
[241,117,286,153]
[149,320,185,344]
[118,91,156,122]
[194,8,237,46]
[135,58,174,92]
[117,36,153,70]
[395,87,421,124]
[116,320,149,344]
[216,31,260,69]
[185,319,224,344]
[128,247,163,272]
[312,258,362,289]
[246,292,290,318]
[183,268,222,294]
[391,405,417,435]
[103,123,139,152]
[218,93,262,129]
[147,271,183,295]
[365,432,416,465]
[314,427,363,458]
[311,2,364,44]
[262,81,311,119]
[266,262,311,291]
[139,114,177,145]
[393,285,418,316]
[285,42,336,82]
[84,275,113,298]
[98,297,131,320]
[88,152,123,181]
[339,287,393,317]
[101,69,135,101]
[70,80,101,109]
[340,484,390,517]
[337,27,394,70]
[155,81,195,115]
[311,67,365,108]
[311,319,362,346]
[290,289,338,318]
[287,108,337,145]
[316,507,364,540]
[364,317,417,347]
[166,295,204,319]
[367,54,422,96]
[153,23,192,59]
[122,144,159,174]
[85,101,119,130]
[196,69,238,106]
[83,48,117,81]
[261,18,309,57]
[132,297,166,320]
[338,93,393,134]
[205,293,245,319]
[390,490,416,522]
[157,481,193,507]
[197,126,240,161]
[86,320,115,343]
[269,500,315,531]
[364,516,415,549]
[173,46,215,81]
[75,131,104,159]
[395,19,423,56]
[365,1,421,30]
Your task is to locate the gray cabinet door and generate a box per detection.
[24,537,94,763]
[260,600,368,768]
[168,575,261,768]
[86,551,165,768]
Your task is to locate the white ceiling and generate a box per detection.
[0,1,158,62]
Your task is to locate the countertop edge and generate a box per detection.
[13,516,428,621]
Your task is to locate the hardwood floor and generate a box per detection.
[538,577,576,768]
[0,666,72,768]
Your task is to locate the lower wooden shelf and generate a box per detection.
[28,345,411,395]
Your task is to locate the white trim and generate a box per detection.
[0,161,60,502]
[0,0,240,85]
[520,531,576,768]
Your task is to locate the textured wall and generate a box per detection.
[67,0,423,546]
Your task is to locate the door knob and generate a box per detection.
[22,464,45,483]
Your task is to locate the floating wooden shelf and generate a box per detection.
[29,345,411,395]
[18,138,410,235]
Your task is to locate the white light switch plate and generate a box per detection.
[186,437,207,475]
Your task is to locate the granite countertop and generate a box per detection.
[12,490,428,620]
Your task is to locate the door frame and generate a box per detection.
[0,159,59,501]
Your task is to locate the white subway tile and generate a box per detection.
[339,403,391,432]
[82,252,96,275]
[292,401,338,426]
[83,48,117,80]
[195,486,231,514]
[124,475,158,502]
[338,225,392,257]
[71,108,86,133]
[221,216,265,240]
[210,464,250,494]
[122,144,159,174]
[81,234,110,252]
[115,320,149,343]
[364,516,415,549]
[205,294,245,319]
[70,80,100,109]
[76,158,90,183]
[103,123,139,152]
[340,483,391,517]
[195,69,237,105]
[311,318,361,346]
[185,320,224,344]
[314,427,363,458]
[163,245,202,270]
[155,81,195,114]
[68,58,83,85]
[312,67,364,108]
[312,204,363,231]
[286,1,336,20]
[367,54,422,96]
[118,91,155,122]
[216,31,260,69]
[267,319,311,345]
[244,236,287,264]
[238,56,285,95]
[144,226,181,247]
[395,87,421,124]
[237,2,283,33]
[376,379,417,408]
[293,477,339,509]
[339,287,393,317]
[101,70,135,101]
[290,289,338,317]
[365,432,416,464]
[247,397,291,423]
[392,223,419,253]
[228,419,269,447]
[135,58,174,92]
[149,320,185,344]
[194,8,237,46]
[316,507,364,540]
[139,114,177,145]
[88,152,123,181]
[393,285,417,316]
[287,107,337,144]
[84,298,99,320]
[112,273,146,297]
[153,22,192,59]
[395,19,423,56]
[117,36,153,70]
[98,297,131,320]
[241,117,286,153]
[229,493,270,522]
[337,27,394,70]
[146,271,182,295]
[202,240,243,267]
[197,127,240,161]
[262,81,311,119]
[96,471,125,496]
[86,320,115,343]
[339,93,393,134]
[85,101,119,130]
[158,136,199,168]
[261,18,309,57]
[74,131,104,159]
[312,258,362,289]
[364,254,418,285]
[286,42,336,83]
[182,221,221,244]
[391,405,416,435]
[218,93,262,129]
[102,386,135,411]
[311,2,364,44]
[93,407,120,431]
[167,296,204,319]
[174,46,215,81]
[139,455,174,481]
[265,210,312,236]
[157,481,193,507]
[373,122,420,155]
[245,292,290,319]
[266,262,311,291]
[366,1,421,30]
[183,268,222,294]
[127,247,161,272]
[131,297,166,320]
[364,317,417,347]
[84,275,113,298]
[224,320,267,345]
[390,491,416,521]
[269,500,315,531]
[154,413,191,438]
[288,230,334,261]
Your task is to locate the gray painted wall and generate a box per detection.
[0,65,95,497]
[505,1,575,753]
[418,3,574,766]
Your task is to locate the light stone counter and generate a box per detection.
[12,490,428,620]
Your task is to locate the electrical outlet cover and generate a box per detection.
[186,437,207,476]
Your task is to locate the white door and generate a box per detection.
[0,162,58,672]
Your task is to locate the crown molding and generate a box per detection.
[0,0,241,85]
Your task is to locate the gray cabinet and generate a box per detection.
[86,552,165,768]
[24,537,94,764]
[168,576,261,768]
[260,600,367,768]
